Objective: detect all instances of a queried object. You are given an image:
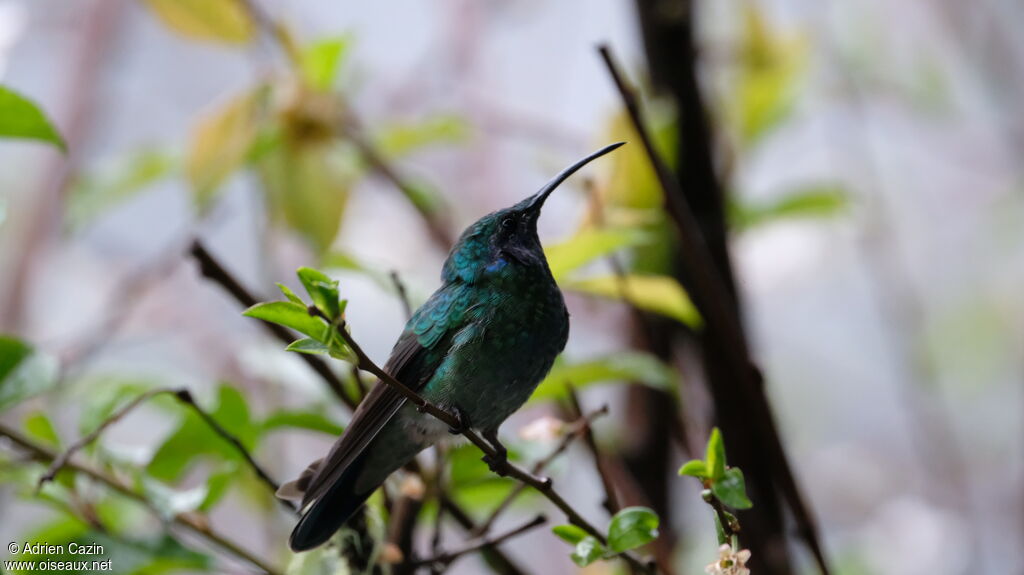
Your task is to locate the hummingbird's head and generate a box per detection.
[442,142,625,284]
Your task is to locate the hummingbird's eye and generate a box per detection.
[500,216,516,231]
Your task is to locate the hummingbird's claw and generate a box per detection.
[447,405,470,435]
[481,452,509,475]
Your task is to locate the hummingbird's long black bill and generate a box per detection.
[523,142,626,212]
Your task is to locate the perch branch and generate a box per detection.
[309,307,653,573]
[566,387,621,515]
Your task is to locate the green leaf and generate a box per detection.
[566,274,701,328]
[0,338,59,412]
[731,185,848,230]
[0,335,33,383]
[300,36,350,91]
[678,459,708,478]
[141,0,256,44]
[23,411,60,448]
[147,385,257,481]
[285,337,330,355]
[258,140,358,253]
[545,227,652,281]
[296,267,341,320]
[552,524,589,545]
[68,149,175,229]
[531,352,676,404]
[713,468,753,510]
[607,506,660,553]
[0,86,65,151]
[243,301,329,342]
[261,409,343,436]
[375,114,469,158]
[570,536,607,567]
[277,283,305,305]
[706,428,726,482]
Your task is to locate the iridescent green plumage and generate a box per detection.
[282,143,624,551]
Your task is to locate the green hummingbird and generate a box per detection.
[280,142,625,551]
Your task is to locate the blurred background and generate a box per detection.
[0,0,1022,574]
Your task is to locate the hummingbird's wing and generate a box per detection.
[283,284,478,550]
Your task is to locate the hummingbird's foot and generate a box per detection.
[481,428,509,473]
[447,405,471,435]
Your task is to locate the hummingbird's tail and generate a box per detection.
[285,452,374,552]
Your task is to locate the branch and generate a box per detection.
[312,308,654,573]
[439,495,530,575]
[598,44,831,575]
[36,386,296,514]
[566,388,620,515]
[389,270,414,321]
[411,514,547,571]
[189,240,358,410]
[472,406,608,537]
[0,423,281,575]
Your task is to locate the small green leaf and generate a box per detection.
[186,90,264,210]
[570,536,607,567]
[296,267,341,320]
[731,184,848,230]
[713,468,753,510]
[552,524,589,545]
[607,506,660,553]
[277,283,305,305]
[300,36,350,91]
[24,411,60,448]
[68,148,175,229]
[566,274,701,328]
[375,114,469,158]
[0,338,59,412]
[0,86,65,151]
[285,337,330,355]
[706,428,726,482]
[243,301,329,342]
[678,459,708,478]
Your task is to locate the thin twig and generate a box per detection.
[0,423,281,575]
[411,514,547,570]
[389,270,414,321]
[36,386,296,514]
[566,388,620,515]
[439,495,530,575]
[472,406,608,537]
[189,240,358,410]
[598,44,831,575]
[310,307,653,573]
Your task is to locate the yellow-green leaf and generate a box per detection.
[141,0,255,44]
[566,274,701,328]
[186,91,263,210]
[545,227,651,281]
[0,86,65,152]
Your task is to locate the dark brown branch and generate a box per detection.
[311,308,653,573]
[439,496,530,575]
[412,514,547,570]
[189,240,358,410]
[472,406,608,537]
[566,388,620,515]
[36,386,296,514]
[390,270,414,321]
[598,44,831,575]
[0,423,281,575]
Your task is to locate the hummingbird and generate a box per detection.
[280,142,625,552]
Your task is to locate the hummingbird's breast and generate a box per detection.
[440,266,569,431]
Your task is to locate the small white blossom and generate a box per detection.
[705,544,751,575]
[518,416,566,442]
